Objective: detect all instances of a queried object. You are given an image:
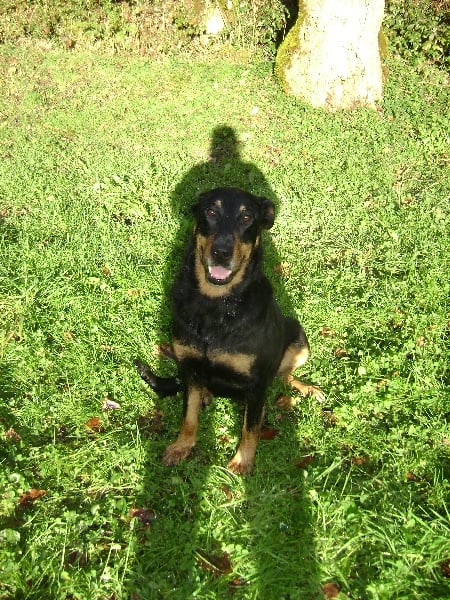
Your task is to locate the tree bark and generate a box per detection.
[275,0,385,110]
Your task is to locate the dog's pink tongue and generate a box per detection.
[209,266,231,280]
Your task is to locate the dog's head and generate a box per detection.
[191,187,274,297]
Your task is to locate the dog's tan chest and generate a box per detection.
[173,340,255,377]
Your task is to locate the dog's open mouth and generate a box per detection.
[207,265,233,284]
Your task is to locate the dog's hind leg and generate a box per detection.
[276,326,325,408]
[162,383,209,466]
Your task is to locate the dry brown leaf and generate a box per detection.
[4,427,21,442]
[229,576,248,591]
[375,378,389,391]
[322,581,341,598]
[294,454,314,469]
[85,417,102,432]
[127,288,145,297]
[129,507,156,525]
[351,455,370,466]
[259,425,279,440]
[195,549,232,576]
[319,326,335,337]
[18,489,46,508]
[440,558,450,578]
[322,410,338,425]
[221,485,233,501]
[333,347,348,357]
[273,262,291,277]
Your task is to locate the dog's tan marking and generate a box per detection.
[277,342,325,405]
[194,234,254,299]
[208,351,255,376]
[162,385,205,466]
[172,339,202,362]
[227,408,263,475]
[278,343,310,375]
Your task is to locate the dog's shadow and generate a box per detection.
[135,125,320,596]
[161,124,296,322]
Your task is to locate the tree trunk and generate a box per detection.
[275,0,385,110]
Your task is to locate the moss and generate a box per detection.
[274,3,306,91]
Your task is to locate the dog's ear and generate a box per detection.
[190,190,212,217]
[259,197,275,230]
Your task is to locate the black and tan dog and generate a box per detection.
[137,187,323,474]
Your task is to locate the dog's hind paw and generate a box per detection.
[162,442,193,466]
[275,394,297,409]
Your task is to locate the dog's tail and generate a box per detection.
[135,359,182,397]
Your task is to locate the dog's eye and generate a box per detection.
[240,213,253,224]
[205,208,217,219]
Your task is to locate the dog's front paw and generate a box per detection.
[227,452,254,476]
[162,442,193,466]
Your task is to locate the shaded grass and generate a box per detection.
[0,43,449,599]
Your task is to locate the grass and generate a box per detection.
[0,40,449,600]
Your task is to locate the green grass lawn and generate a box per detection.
[0,41,449,599]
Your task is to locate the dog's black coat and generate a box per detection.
[137,187,316,474]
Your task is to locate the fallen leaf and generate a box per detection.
[100,344,115,352]
[351,456,370,466]
[229,576,248,591]
[18,489,46,508]
[273,262,291,277]
[195,549,232,576]
[221,485,233,501]
[4,427,21,442]
[375,378,388,391]
[127,288,146,297]
[294,454,314,469]
[319,326,335,337]
[322,581,341,598]
[85,417,102,432]
[440,558,450,578]
[102,398,121,411]
[443,438,450,447]
[322,410,338,425]
[129,507,156,525]
[259,425,279,440]
[137,410,166,436]
[333,347,348,357]
[406,471,418,481]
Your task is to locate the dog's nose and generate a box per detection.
[211,236,233,263]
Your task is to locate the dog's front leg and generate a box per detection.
[162,383,204,466]
[228,394,265,475]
